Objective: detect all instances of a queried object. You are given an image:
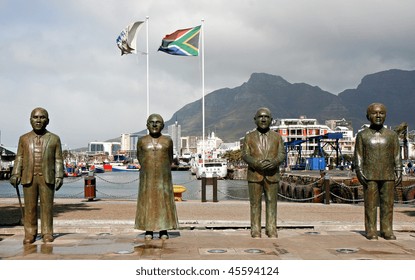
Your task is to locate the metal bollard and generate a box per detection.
[201,173,218,202]
[324,173,330,205]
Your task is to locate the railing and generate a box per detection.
[279,174,415,204]
[2,172,414,204]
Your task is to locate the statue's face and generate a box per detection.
[254,109,272,131]
[30,109,49,133]
[367,104,386,127]
[146,115,164,135]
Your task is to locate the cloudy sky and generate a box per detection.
[1,0,414,149]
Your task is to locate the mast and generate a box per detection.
[201,19,205,167]
[146,16,150,118]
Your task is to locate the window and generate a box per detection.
[89,143,104,153]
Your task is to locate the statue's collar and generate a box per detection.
[256,128,270,135]
[369,125,385,134]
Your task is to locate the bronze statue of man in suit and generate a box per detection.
[242,107,285,238]
[354,103,402,240]
[10,107,64,244]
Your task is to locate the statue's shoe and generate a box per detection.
[366,232,378,240]
[381,233,396,240]
[23,235,36,244]
[43,234,54,243]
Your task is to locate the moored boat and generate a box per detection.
[90,165,105,173]
[195,159,228,179]
[112,164,140,172]
[64,166,81,177]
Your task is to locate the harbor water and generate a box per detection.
[0,171,250,201]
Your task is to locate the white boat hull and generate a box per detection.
[112,165,140,172]
[195,161,227,179]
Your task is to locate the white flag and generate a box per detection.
[116,21,144,55]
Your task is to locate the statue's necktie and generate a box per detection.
[261,133,267,150]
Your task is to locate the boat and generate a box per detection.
[80,166,89,175]
[190,158,199,175]
[112,164,140,172]
[195,159,228,179]
[171,161,191,171]
[90,165,105,173]
[64,166,81,177]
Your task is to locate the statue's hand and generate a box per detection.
[253,160,264,171]
[55,178,63,191]
[9,175,20,188]
[262,159,278,170]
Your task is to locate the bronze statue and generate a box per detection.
[10,107,64,244]
[135,114,178,240]
[242,108,285,238]
[354,103,402,240]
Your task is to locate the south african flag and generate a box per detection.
[158,25,201,56]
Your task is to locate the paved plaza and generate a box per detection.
[1,198,414,260]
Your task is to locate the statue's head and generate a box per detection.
[30,107,49,134]
[146,113,164,136]
[254,107,272,132]
[366,103,387,127]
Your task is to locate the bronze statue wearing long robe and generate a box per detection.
[135,131,178,231]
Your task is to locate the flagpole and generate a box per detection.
[201,19,205,168]
[146,16,150,118]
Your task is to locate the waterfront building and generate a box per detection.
[333,126,355,156]
[120,133,146,159]
[270,117,331,157]
[325,118,353,131]
[88,141,121,157]
[218,142,240,152]
[327,118,355,157]
[120,133,131,152]
[270,117,355,168]
[196,132,223,159]
[180,135,198,155]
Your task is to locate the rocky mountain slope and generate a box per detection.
[159,69,415,141]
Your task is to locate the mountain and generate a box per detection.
[338,69,415,130]
[148,69,415,142]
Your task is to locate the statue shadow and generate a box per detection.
[0,203,102,226]
[53,202,102,217]
[397,209,415,217]
[0,205,22,226]
[352,230,369,238]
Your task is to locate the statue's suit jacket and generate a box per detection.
[12,130,64,185]
[354,127,402,181]
[242,130,285,183]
